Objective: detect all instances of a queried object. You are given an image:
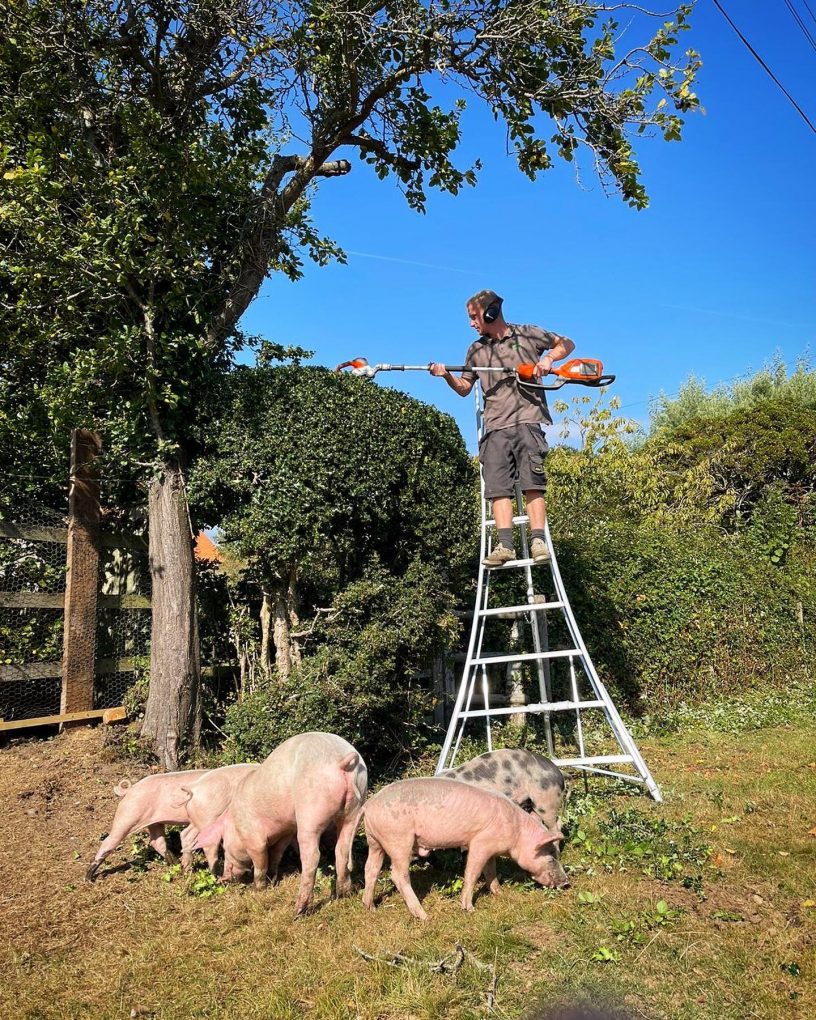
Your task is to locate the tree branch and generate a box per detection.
[203,156,351,349]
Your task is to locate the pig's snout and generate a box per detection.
[534,867,570,889]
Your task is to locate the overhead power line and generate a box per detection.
[782,0,816,52]
[802,0,816,27]
[711,0,816,136]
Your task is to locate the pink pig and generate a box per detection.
[362,777,567,920]
[178,764,258,870]
[87,764,257,881]
[194,732,367,914]
[86,769,209,880]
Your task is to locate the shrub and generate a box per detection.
[223,558,459,774]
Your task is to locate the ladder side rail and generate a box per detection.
[436,497,489,772]
[436,387,490,772]
[515,483,554,749]
[450,663,480,765]
[544,520,663,802]
[568,655,586,759]
[481,665,493,751]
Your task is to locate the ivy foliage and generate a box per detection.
[192,365,477,769]
[190,364,478,596]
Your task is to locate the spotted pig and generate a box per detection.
[439,748,566,830]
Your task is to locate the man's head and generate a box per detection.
[467,289,505,337]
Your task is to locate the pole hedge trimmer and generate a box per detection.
[335,356,615,390]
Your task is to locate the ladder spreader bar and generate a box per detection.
[477,601,564,617]
[457,699,606,719]
[470,649,580,665]
[553,754,634,766]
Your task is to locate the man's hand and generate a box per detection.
[429,363,448,377]
[534,355,554,379]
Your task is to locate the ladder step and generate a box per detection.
[553,754,636,767]
[485,514,530,526]
[457,699,606,719]
[477,601,563,617]
[485,557,549,570]
[470,649,580,666]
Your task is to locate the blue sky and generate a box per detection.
[240,1,816,451]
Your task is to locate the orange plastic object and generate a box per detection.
[335,357,369,372]
[553,358,604,381]
[516,359,603,382]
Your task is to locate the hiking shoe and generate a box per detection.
[530,537,551,564]
[482,543,516,568]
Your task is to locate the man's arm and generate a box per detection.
[534,334,576,379]
[430,363,476,396]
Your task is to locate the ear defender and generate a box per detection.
[483,298,502,323]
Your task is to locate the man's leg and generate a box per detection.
[524,490,550,563]
[492,497,514,530]
[481,431,517,567]
[524,491,547,530]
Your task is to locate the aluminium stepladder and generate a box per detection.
[434,390,663,802]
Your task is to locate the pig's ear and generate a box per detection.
[536,829,564,847]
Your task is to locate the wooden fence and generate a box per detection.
[0,430,148,731]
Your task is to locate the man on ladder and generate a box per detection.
[430,289,575,568]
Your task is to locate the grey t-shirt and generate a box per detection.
[462,324,564,433]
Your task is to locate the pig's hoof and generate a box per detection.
[164,850,180,867]
[85,861,100,883]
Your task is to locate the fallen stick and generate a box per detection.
[353,942,498,1008]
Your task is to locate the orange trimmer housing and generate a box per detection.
[516,358,609,386]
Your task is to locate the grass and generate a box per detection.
[1,721,815,1019]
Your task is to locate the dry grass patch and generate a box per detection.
[0,722,814,1019]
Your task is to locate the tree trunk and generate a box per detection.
[288,566,302,669]
[271,566,300,680]
[273,591,292,680]
[142,459,201,768]
[260,592,273,674]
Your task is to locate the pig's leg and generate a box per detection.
[294,829,322,915]
[147,823,179,865]
[460,844,494,913]
[267,837,289,886]
[180,825,197,871]
[246,841,270,890]
[389,845,428,922]
[481,856,501,895]
[333,808,362,898]
[362,836,386,911]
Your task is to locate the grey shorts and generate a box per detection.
[478,424,549,499]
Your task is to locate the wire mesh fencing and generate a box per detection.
[0,499,69,721]
[0,481,151,726]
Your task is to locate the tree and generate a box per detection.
[1,0,700,765]
[190,363,478,678]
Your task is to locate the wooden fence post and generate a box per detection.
[60,429,102,721]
